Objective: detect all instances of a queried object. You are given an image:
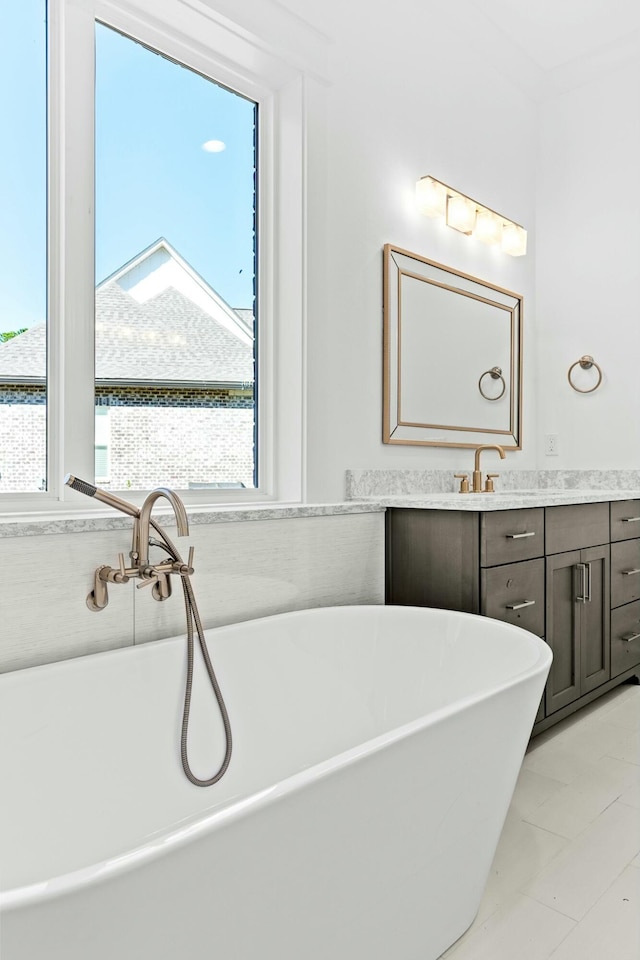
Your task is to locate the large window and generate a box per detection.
[0,1,47,493]
[95,23,257,491]
[0,0,305,511]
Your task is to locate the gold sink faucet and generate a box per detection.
[472,444,506,493]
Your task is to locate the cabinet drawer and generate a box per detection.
[611,539,640,608]
[545,502,610,555]
[611,500,640,542]
[480,509,544,567]
[611,601,640,678]
[481,558,544,636]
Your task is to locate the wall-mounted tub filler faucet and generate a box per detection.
[64,475,193,611]
[136,487,189,568]
[64,473,232,788]
[471,444,506,493]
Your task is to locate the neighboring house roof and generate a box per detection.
[0,239,254,386]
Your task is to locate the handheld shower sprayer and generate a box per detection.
[64,474,141,519]
[66,473,231,786]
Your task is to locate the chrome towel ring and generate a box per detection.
[478,366,506,401]
[568,355,603,394]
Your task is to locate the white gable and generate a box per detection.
[101,240,253,346]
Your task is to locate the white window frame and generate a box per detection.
[1,0,317,514]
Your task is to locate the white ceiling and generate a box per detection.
[272,0,640,100]
[469,0,640,71]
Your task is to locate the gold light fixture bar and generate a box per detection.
[416,176,527,256]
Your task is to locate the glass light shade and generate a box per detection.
[416,177,447,217]
[501,223,527,256]
[446,194,476,234]
[474,209,503,245]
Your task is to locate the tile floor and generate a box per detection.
[441,682,640,960]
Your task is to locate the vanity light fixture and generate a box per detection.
[500,222,527,257]
[416,176,527,256]
[416,176,447,217]
[474,209,503,246]
[446,194,476,235]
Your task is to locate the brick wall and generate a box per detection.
[0,403,47,492]
[0,385,255,493]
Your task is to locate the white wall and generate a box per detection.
[301,0,539,500]
[536,59,640,470]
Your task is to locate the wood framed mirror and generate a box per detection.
[383,244,523,449]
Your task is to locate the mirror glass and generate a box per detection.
[383,244,522,448]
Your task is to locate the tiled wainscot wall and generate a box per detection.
[0,507,385,674]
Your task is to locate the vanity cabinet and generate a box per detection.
[386,497,640,735]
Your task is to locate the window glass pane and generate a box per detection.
[95,23,257,491]
[0,1,47,494]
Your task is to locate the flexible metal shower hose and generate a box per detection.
[150,521,232,787]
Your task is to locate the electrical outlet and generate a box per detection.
[544,434,559,456]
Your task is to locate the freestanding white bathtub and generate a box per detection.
[0,605,551,960]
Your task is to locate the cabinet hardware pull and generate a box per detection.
[621,632,640,643]
[622,568,640,576]
[576,562,587,602]
[505,531,536,539]
[505,599,536,610]
[585,561,592,602]
[621,517,640,523]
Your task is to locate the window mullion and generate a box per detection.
[51,0,96,498]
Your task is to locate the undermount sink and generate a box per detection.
[433,489,596,500]
[472,490,588,498]
[490,489,564,496]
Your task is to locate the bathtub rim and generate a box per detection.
[1,605,551,912]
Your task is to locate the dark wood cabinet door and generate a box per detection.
[545,502,610,555]
[546,551,582,713]
[480,508,544,566]
[610,500,640,542]
[611,601,640,678]
[386,509,480,612]
[611,539,640,608]
[580,544,610,693]
[481,559,545,636]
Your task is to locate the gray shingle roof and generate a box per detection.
[94,283,253,383]
[0,242,254,385]
[0,324,45,380]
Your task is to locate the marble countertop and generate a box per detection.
[354,489,640,511]
[0,501,385,538]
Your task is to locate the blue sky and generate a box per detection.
[0,4,256,333]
